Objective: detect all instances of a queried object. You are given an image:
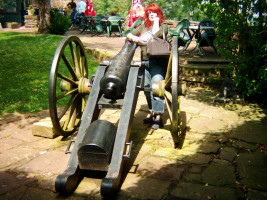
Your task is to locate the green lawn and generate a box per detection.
[0,32,99,115]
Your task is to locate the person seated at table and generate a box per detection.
[77,0,86,14]
[127,3,168,130]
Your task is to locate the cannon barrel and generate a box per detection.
[100,40,137,99]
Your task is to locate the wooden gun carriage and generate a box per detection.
[49,35,185,197]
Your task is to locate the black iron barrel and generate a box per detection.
[100,40,137,99]
[78,120,117,171]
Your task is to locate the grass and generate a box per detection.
[0,32,99,115]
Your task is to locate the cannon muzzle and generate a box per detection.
[100,40,137,99]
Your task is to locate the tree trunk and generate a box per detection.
[37,0,51,33]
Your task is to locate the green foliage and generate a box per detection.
[48,9,72,35]
[28,5,34,10]
[0,32,99,115]
[200,0,267,103]
[1,0,16,10]
[92,0,205,21]
[93,0,131,19]
[143,0,205,20]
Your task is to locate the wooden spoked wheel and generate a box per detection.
[49,35,90,137]
[164,36,181,147]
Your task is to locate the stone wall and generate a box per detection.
[50,0,78,9]
[31,0,78,10]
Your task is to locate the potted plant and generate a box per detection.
[27,5,35,16]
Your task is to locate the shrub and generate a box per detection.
[201,1,267,104]
[48,9,72,35]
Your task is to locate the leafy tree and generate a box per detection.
[142,0,204,20]
[200,0,267,102]
[92,0,204,20]
[93,0,131,18]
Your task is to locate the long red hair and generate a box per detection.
[144,3,165,29]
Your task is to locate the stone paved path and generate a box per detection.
[1,89,266,200]
[0,27,267,200]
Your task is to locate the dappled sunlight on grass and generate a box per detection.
[0,32,99,115]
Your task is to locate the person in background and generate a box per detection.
[67,0,76,10]
[127,3,168,130]
[77,0,86,14]
[67,0,77,23]
[128,2,145,27]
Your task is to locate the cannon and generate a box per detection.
[49,35,185,197]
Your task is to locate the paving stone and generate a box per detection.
[180,98,203,114]
[17,187,57,200]
[182,105,202,115]
[10,127,42,143]
[202,159,236,187]
[136,156,184,180]
[188,166,204,173]
[187,117,210,134]
[200,107,240,122]
[0,147,40,169]
[209,132,229,143]
[183,153,211,164]
[199,107,225,119]
[120,173,170,200]
[246,189,267,200]
[0,171,36,195]
[0,137,25,152]
[236,151,267,191]
[182,171,203,184]
[185,132,207,142]
[220,146,237,162]
[26,173,56,191]
[132,143,154,164]
[231,120,267,144]
[170,182,241,200]
[73,177,101,198]
[0,185,27,200]
[28,136,67,150]
[197,141,220,154]
[15,150,70,175]
[153,147,188,161]
[233,140,259,151]
[188,117,227,134]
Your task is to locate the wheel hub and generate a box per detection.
[78,77,91,95]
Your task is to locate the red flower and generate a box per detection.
[111,11,114,14]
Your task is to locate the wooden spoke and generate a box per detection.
[164,90,172,103]
[62,53,78,81]
[57,73,78,85]
[56,88,78,101]
[58,94,77,121]
[63,98,77,131]
[165,76,172,90]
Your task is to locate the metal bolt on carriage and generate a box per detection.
[49,35,186,197]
